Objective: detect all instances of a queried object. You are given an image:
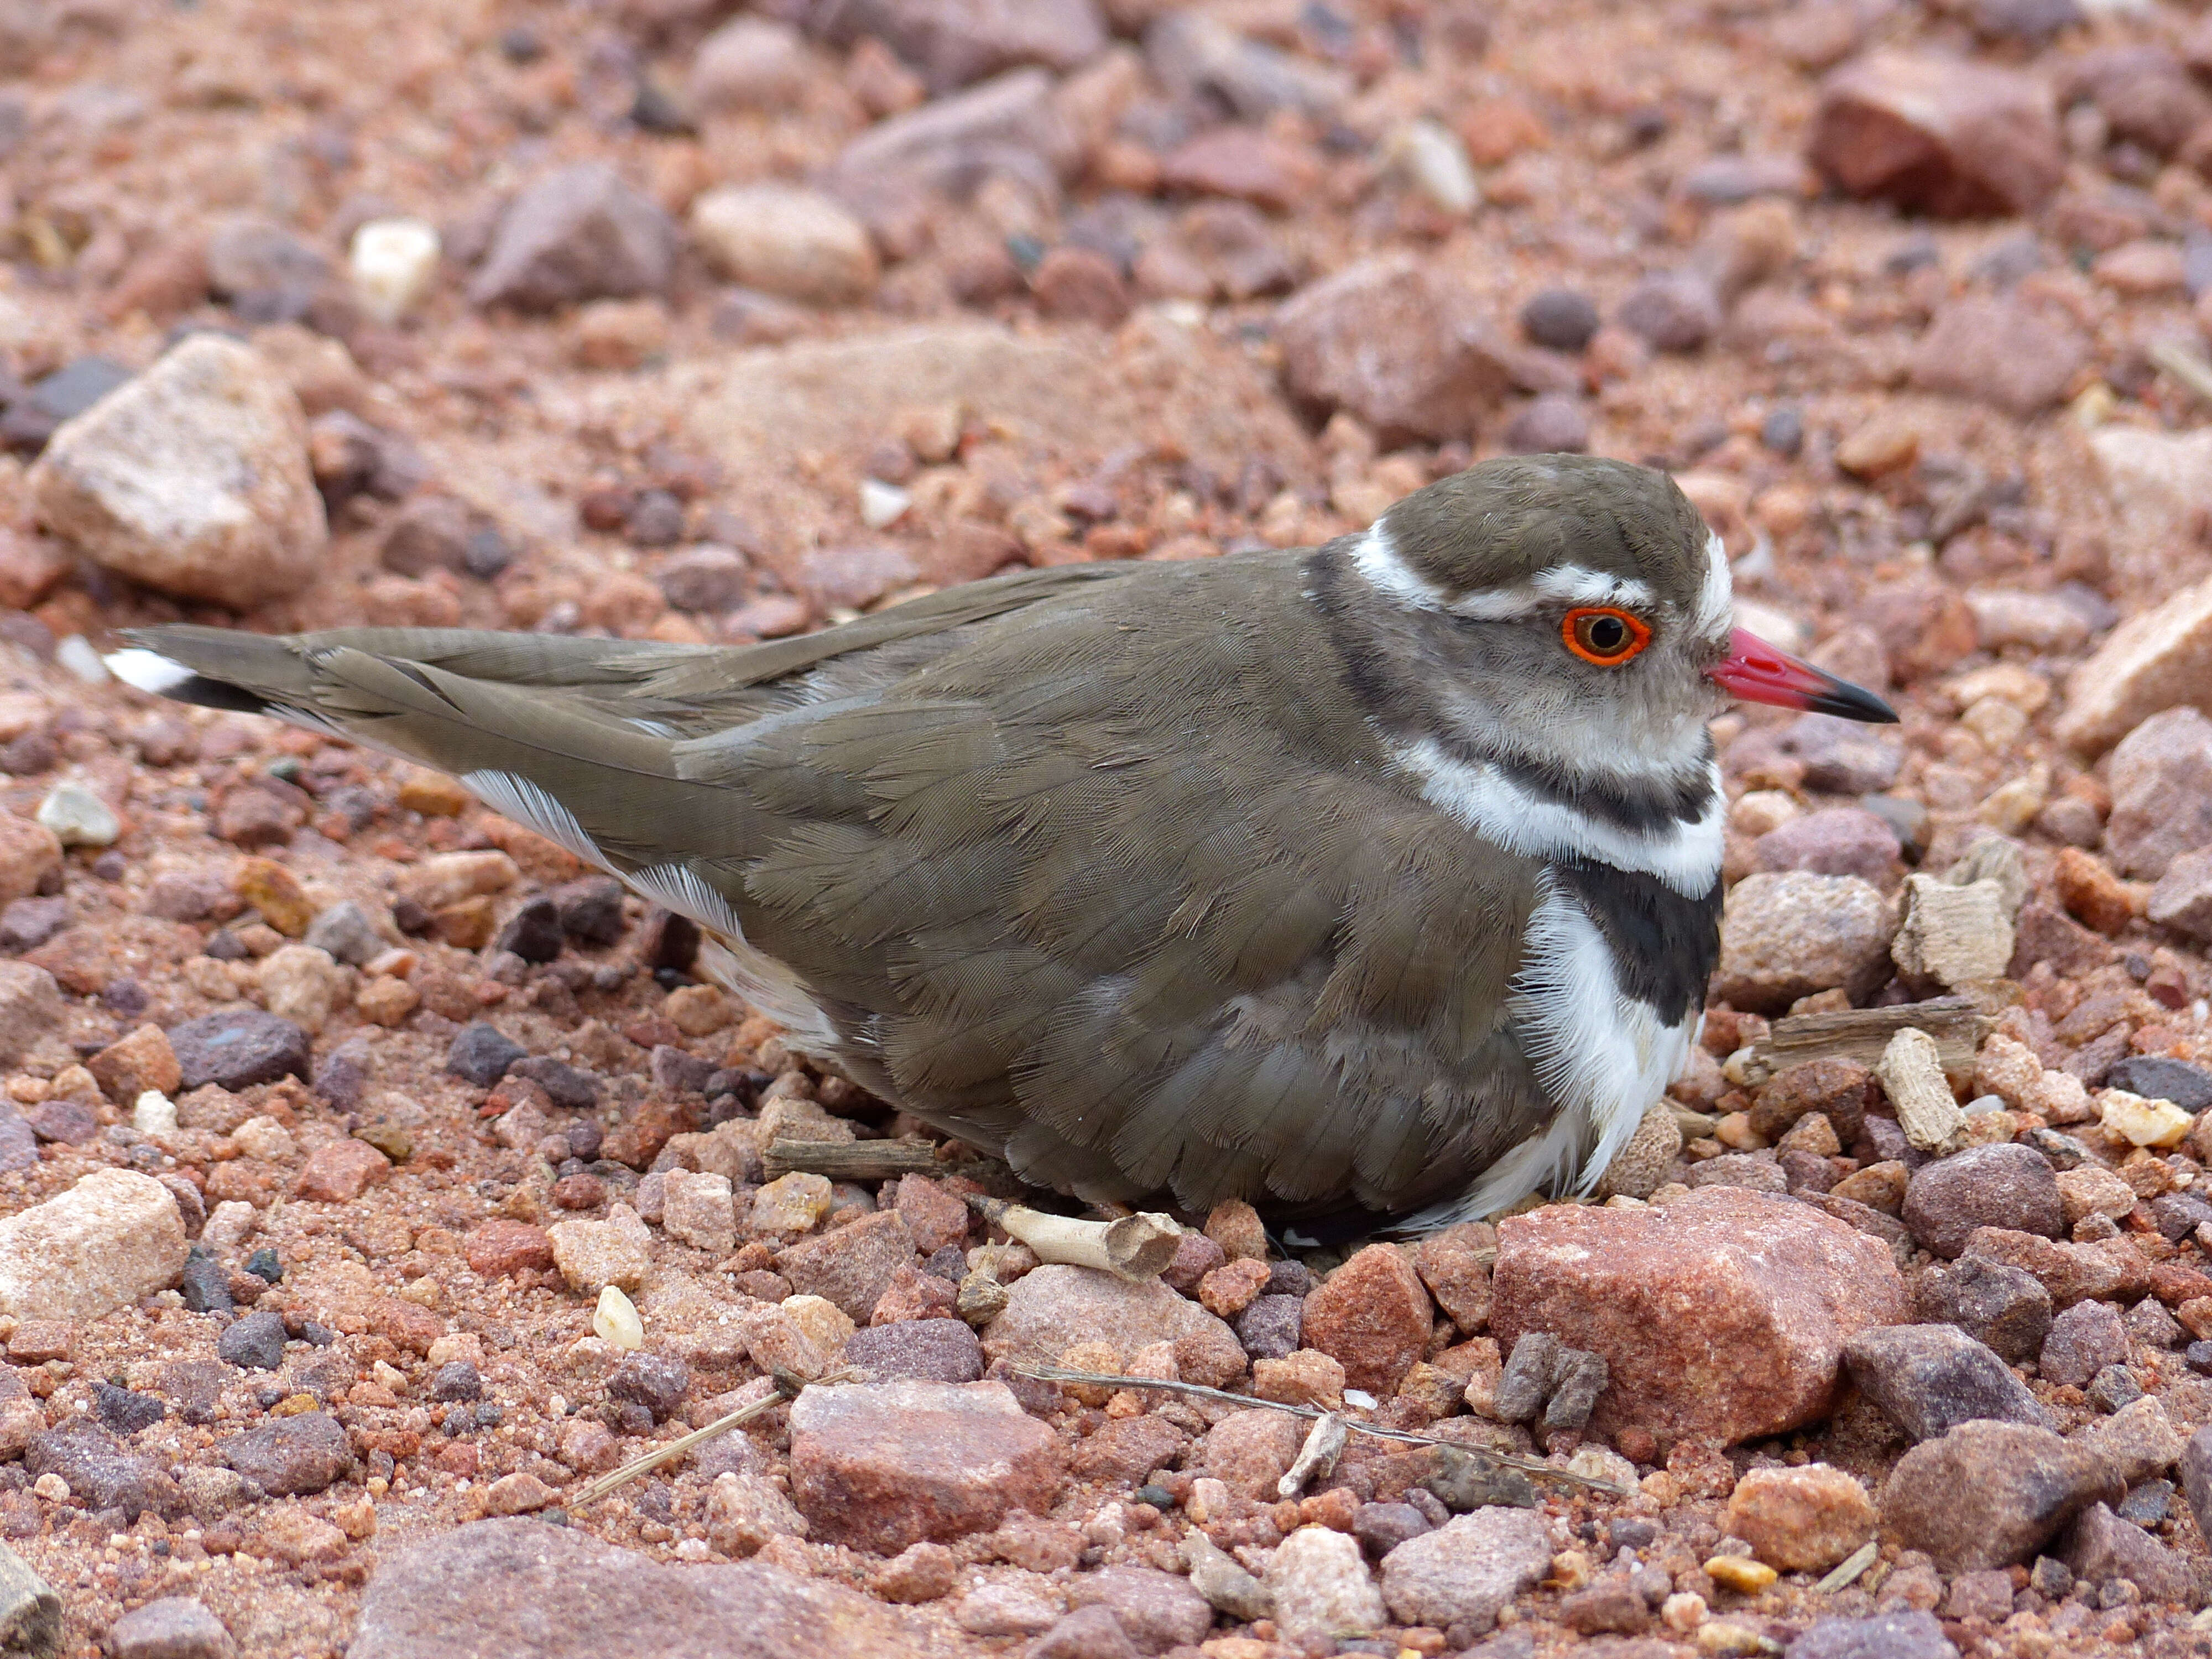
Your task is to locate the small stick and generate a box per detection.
[1010,1363,1626,1494]
[965,1194,1184,1281]
[2150,338,2212,407]
[567,1368,849,1510]
[1815,1540,1880,1595]
[1277,1412,1348,1498]
[763,1138,958,1181]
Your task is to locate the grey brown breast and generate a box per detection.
[124,550,1555,1220]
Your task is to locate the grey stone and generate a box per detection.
[0,1543,57,1658]
[25,1418,177,1520]
[844,1319,983,1384]
[215,1412,353,1496]
[509,1055,598,1110]
[1379,1507,1552,1633]
[2062,1501,2197,1603]
[1063,1566,1211,1654]
[1618,270,1721,352]
[1915,1256,2052,1363]
[348,1517,941,1659]
[2040,1300,2130,1390]
[469,164,676,313]
[91,1381,164,1437]
[1233,1294,1302,1360]
[1520,289,1599,352]
[1026,1606,1136,1659]
[1877,1420,2117,1570]
[301,901,382,967]
[1844,1323,2051,1442]
[107,1595,236,1659]
[166,1011,310,1091]
[1785,1610,1958,1659]
[446,1022,525,1087]
[1902,1145,2063,1259]
[2105,1057,2212,1113]
[215,1310,287,1371]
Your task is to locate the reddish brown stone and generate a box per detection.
[1491,1188,1908,1446]
[1301,1244,1434,1397]
[294,1138,392,1203]
[1030,247,1130,328]
[776,1211,916,1323]
[1809,52,2062,218]
[891,1175,969,1255]
[601,1098,698,1170]
[1159,127,1321,212]
[1961,1228,2150,1310]
[788,1379,1064,1553]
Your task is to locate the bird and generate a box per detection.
[108,455,1894,1234]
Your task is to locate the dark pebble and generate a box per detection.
[1520,288,1600,352]
[24,1099,96,1145]
[430,1362,482,1402]
[2088,1364,2143,1413]
[463,525,514,580]
[567,1120,602,1161]
[1617,270,1720,352]
[217,1311,289,1371]
[649,1045,716,1097]
[2187,1340,2212,1375]
[510,1055,598,1109]
[101,977,149,1018]
[607,1354,689,1422]
[2104,1057,2212,1113]
[179,1250,234,1316]
[1265,1261,1313,1297]
[493,897,564,964]
[1135,1485,1175,1509]
[0,897,66,953]
[1608,1517,1658,1552]
[244,1248,282,1284]
[25,1419,172,1520]
[554,877,628,946]
[2119,1479,2173,1526]
[625,490,686,547]
[216,1412,354,1496]
[1760,407,1804,457]
[167,1010,311,1091]
[446,1021,526,1087]
[1232,1294,1303,1360]
[1502,393,1589,455]
[1353,1500,1432,1557]
[844,1319,983,1384]
[91,1381,164,1437]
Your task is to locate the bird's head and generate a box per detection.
[1342,454,1893,804]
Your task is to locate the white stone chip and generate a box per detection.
[593,1285,644,1350]
[35,780,118,847]
[350,218,442,325]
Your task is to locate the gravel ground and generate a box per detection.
[0,0,2210,1656]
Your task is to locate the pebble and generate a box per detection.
[751,1172,833,1235]
[217,1310,289,1371]
[1379,1507,1551,1634]
[2150,851,2212,942]
[1265,1526,1384,1643]
[1877,1420,2116,1569]
[0,895,67,953]
[1065,1566,1211,1652]
[690,185,878,307]
[349,1515,930,1658]
[464,1220,554,1278]
[983,1265,1245,1390]
[591,1285,643,1350]
[0,963,60,1068]
[0,1169,185,1321]
[469,163,676,312]
[28,334,324,607]
[1300,1243,1433,1396]
[1914,1255,2052,1363]
[833,69,1077,198]
[688,17,813,114]
[492,898,562,964]
[608,1353,688,1423]
[293,1138,390,1203]
[1909,296,2089,420]
[2098,1088,2192,1149]
[547,1206,653,1295]
[778,1209,916,1322]
[1194,1409,1303,1499]
[1711,872,1895,1014]
[1842,1323,2050,1441]
[1491,1187,1906,1443]
[846,1319,983,1384]
[821,0,1103,92]
[1616,270,1720,353]
[107,1596,236,1659]
[1789,1611,1957,1659]
[1521,288,1599,352]
[34,780,115,848]
[92,1380,164,1437]
[2063,1500,2194,1603]
[787,1379,1063,1553]
[1501,393,1588,455]
[446,1022,525,1087]
[661,1170,735,1256]
[2182,1422,2212,1543]
[216,1411,353,1497]
[1750,808,1900,883]
[350,218,441,324]
[1275,256,1513,444]
[168,1009,311,1091]
[1809,52,2062,217]
[1900,1145,2061,1259]
[2039,1299,2130,1389]
[2056,580,2212,759]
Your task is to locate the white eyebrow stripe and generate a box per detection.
[1692,528,1733,640]
[1350,521,1660,620]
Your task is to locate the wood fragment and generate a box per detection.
[1815,1540,1880,1595]
[568,1369,842,1510]
[2150,338,2212,408]
[1277,1412,1348,1498]
[763,1138,956,1181]
[1738,995,1989,1088]
[1875,1026,1968,1156]
[964,1194,1184,1280]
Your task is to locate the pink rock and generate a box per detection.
[1809,52,2062,218]
[1490,1188,1908,1446]
[1300,1244,1434,1397]
[788,1379,1064,1552]
[2107,708,2212,879]
[1910,297,2089,419]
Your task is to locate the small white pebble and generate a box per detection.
[351,218,442,324]
[132,1091,177,1135]
[674,1537,711,1560]
[594,1284,644,1350]
[858,477,911,530]
[36,779,118,847]
[32,1473,66,1501]
[54,636,108,684]
[1342,1388,1378,1410]
[1384,118,1479,212]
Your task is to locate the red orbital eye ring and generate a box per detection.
[1561,607,1653,666]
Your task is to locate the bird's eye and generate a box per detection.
[1562,607,1652,666]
